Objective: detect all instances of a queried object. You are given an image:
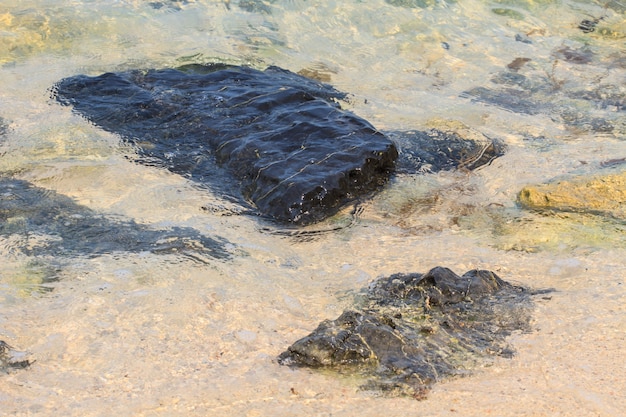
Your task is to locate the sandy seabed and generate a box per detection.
[1,0,625,415]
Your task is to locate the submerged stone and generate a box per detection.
[461,51,626,135]
[462,87,546,115]
[386,0,439,8]
[0,177,234,261]
[461,86,545,116]
[236,0,274,13]
[0,340,31,373]
[390,128,501,174]
[53,64,500,226]
[148,0,191,11]
[278,267,535,397]
[518,169,626,220]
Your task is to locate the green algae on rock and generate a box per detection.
[519,170,626,220]
[279,267,536,397]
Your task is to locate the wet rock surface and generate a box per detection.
[53,64,500,226]
[0,176,234,261]
[279,267,537,397]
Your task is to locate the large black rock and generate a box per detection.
[54,65,398,225]
[53,64,501,225]
[279,267,537,397]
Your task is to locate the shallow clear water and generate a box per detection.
[1,0,625,415]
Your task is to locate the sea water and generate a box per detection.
[1,1,625,415]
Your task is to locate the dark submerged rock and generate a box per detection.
[460,40,626,136]
[278,267,535,397]
[53,64,501,226]
[461,86,544,115]
[391,129,503,174]
[0,177,234,261]
[0,340,31,373]
[386,0,438,8]
[237,0,274,13]
[554,46,594,65]
[462,64,625,134]
[578,19,599,33]
[506,57,532,72]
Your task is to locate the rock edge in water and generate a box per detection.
[279,266,536,398]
